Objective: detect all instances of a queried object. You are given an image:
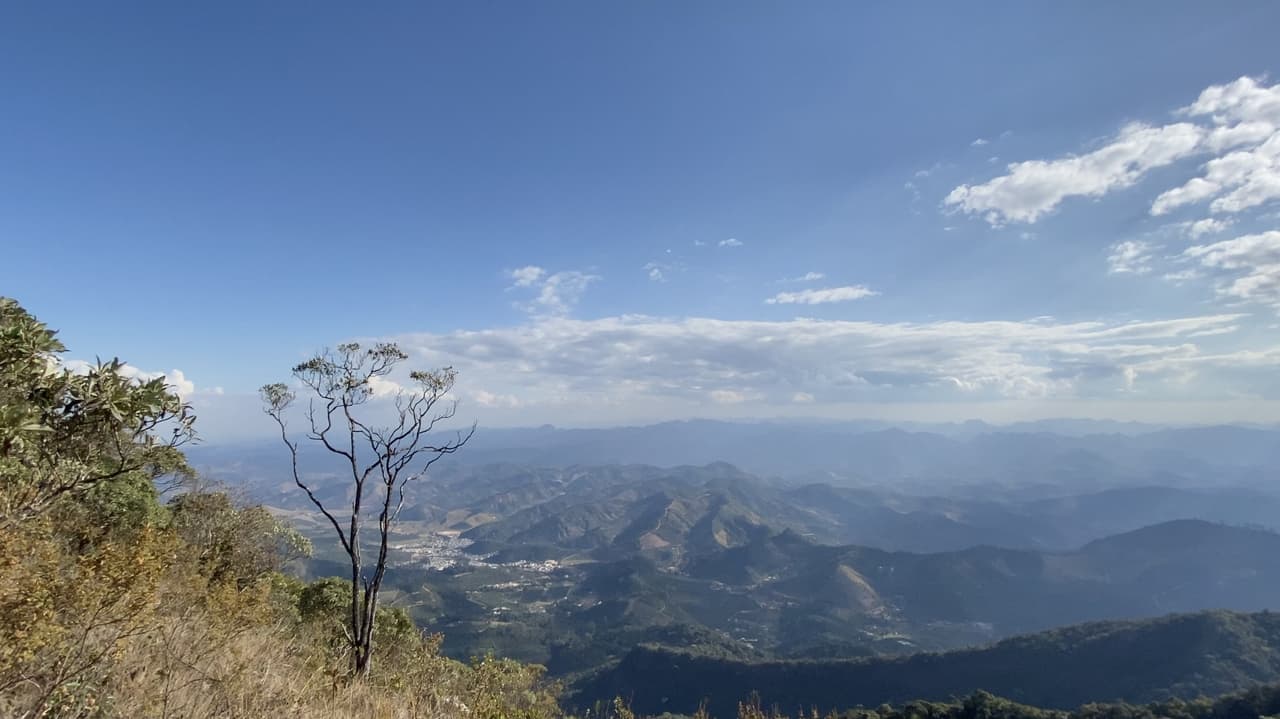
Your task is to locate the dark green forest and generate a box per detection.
[572,610,1280,717]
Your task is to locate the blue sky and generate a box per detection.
[4,3,1280,440]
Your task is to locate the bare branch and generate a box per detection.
[264,404,352,557]
[260,349,472,678]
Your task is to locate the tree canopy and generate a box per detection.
[0,297,195,524]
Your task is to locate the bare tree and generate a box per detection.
[260,342,473,677]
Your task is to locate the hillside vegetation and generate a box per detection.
[573,610,1280,718]
[0,298,560,718]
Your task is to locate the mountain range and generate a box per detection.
[186,421,1280,683]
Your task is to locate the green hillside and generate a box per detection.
[572,610,1280,717]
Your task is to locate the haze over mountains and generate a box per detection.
[456,420,1275,478]
[195,417,1280,492]
[190,418,1280,696]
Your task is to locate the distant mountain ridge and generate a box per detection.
[437,463,1280,556]
[190,419,1280,493]
[452,420,1280,487]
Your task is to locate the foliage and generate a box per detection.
[169,489,312,587]
[572,611,1280,718]
[718,685,1280,719]
[298,575,419,658]
[0,520,173,716]
[51,470,168,548]
[0,299,559,717]
[0,297,195,524]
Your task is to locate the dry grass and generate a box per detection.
[0,524,559,719]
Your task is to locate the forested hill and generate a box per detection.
[571,610,1280,718]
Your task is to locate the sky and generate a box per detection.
[3,2,1280,441]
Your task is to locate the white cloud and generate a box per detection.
[1185,217,1233,239]
[643,262,668,282]
[1204,122,1275,153]
[946,77,1280,226]
[1162,269,1201,284]
[1183,230,1280,310]
[167,369,197,397]
[779,271,826,283]
[945,122,1203,225]
[473,389,522,408]
[154,368,195,397]
[766,285,879,305]
[508,265,546,288]
[1182,75,1280,130]
[709,389,748,404]
[366,375,403,398]
[719,238,743,247]
[971,138,989,147]
[1152,134,1280,215]
[1150,177,1216,215]
[507,267,599,315]
[387,313,1261,419]
[1184,230,1280,269]
[61,359,198,398]
[1152,77,1280,216]
[1107,240,1157,275]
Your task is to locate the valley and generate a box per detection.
[191,422,1280,685]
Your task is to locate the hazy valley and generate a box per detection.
[191,421,1280,692]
